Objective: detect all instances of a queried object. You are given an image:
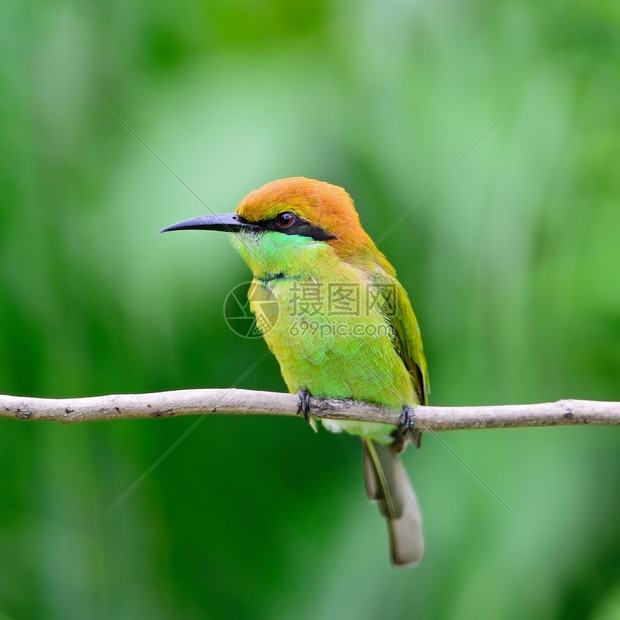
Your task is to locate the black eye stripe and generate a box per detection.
[257,214,337,242]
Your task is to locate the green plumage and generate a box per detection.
[234,231,422,439]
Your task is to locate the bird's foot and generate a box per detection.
[391,405,422,451]
[296,389,312,424]
[397,405,415,434]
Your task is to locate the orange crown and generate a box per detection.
[236,177,380,261]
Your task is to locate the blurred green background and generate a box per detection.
[1,1,619,618]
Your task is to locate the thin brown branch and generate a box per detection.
[0,390,618,430]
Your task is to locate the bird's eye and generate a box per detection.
[276,212,296,228]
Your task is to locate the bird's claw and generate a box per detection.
[397,405,415,434]
[297,389,311,424]
[392,405,422,450]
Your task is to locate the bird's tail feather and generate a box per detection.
[362,438,424,566]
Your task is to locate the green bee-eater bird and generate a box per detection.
[162,177,429,566]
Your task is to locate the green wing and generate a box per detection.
[373,268,429,406]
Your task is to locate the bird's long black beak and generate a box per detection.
[160,213,260,234]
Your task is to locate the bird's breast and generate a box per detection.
[249,273,416,441]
